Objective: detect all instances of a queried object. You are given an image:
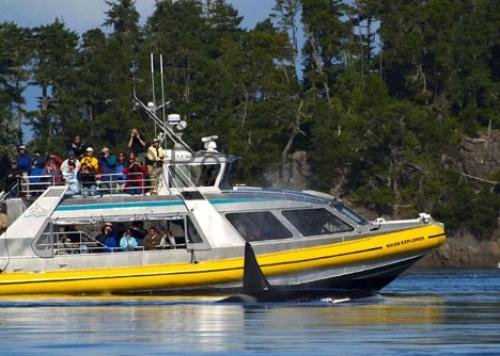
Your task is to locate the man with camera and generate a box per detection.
[146,138,165,195]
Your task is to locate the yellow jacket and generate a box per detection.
[147,145,165,163]
[80,156,100,172]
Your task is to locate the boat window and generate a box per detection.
[186,216,203,244]
[226,211,292,242]
[332,201,368,225]
[171,164,221,187]
[282,208,353,236]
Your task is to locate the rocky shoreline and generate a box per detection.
[417,229,500,268]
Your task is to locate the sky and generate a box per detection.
[0,0,275,32]
[0,0,276,142]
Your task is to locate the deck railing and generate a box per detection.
[8,172,156,198]
[36,231,184,256]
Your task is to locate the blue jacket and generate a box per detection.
[99,155,117,182]
[17,153,32,173]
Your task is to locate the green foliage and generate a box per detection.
[0,0,498,239]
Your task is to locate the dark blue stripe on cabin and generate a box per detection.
[54,198,273,212]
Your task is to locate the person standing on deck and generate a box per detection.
[63,161,80,196]
[61,151,81,176]
[80,147,99,172]
[99,147,117,194]
[5,160,21,198]
[16,145,32,175]
[127,128,146,163]
[70,135,85,158]
[146,138,165,195]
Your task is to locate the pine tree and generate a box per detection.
[29,19,79,155]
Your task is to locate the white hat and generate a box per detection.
[86,147,94,152]
[18,145,26,150]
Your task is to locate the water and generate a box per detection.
[0,269,498,355]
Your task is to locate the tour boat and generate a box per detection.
[0,94,446,300]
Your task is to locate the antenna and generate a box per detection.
[150,52,157,136]
[160,54,167,130]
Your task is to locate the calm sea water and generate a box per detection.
[0,269,498,355]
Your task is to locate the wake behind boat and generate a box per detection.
[0,71,446,299]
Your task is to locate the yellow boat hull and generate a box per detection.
[0,224,446,295]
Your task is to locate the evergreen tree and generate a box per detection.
[29,19,79,155]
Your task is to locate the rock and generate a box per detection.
[418,230,500,268]
[460,130,500,178]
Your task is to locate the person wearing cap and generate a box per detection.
[61,150,81,176]
[95,223,117,252]
[80,147,99,172]
[16,145,32,174]
[99,147,117,194]
[146,138,165,195]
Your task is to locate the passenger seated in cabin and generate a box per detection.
[61,151,81,176]
[99,147,117,194]
[130,221,147,245]
[80,147,100,172]
[95,222,117,252]
[124,154,147,195]
[144,227,162,250]
[160,230,176,248]
[114,152,128,193]
[57,235,75,255]
[119,228,139,251]
[79,164,97,197]
[76,242,89,254]
[63,224,80,243]
[63,160,80,196]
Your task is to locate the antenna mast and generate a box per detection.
[150,52,157,136]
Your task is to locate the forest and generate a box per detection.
[0,0,499,240]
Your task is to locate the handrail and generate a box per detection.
[10,172,157,198]
[37,230,184,256]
